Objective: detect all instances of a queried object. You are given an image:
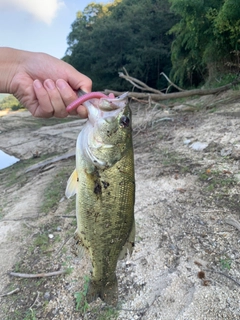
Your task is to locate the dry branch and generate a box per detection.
[30,291,40,308]
[105,82,240,101]
[205,269,240,287]
[0,288,20,297]
[160,72,185,92]
[225,217,240,232]
[105,70,240,101]
[119,67,163,94]
[9,270,67,278]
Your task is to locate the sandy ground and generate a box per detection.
[0,91,240,319]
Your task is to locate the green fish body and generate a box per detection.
[66,93,135,306]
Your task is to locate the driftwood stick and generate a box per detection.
[119,73,146,92]
[131,97,149,104]
[9,270,67,278]
[57,236,72,256]
[160,72,185,92]
[0,288,20,297]
[225,217,240,232]
[119,70,163,95]
[120,68,150,90]
[30,291,40,308]
[205,269,240,287]
[131,97,167,108]
[122,67,129,76]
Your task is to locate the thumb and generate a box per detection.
[67,68,92,93]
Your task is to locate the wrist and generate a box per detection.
[0,47,26,94]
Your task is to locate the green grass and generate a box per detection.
[62,256,74,275]
[24,116,77,129]
[199,169,236,192]
[161,149,182,166]
[97,307,119,320]
[208,73,239,88]
[32,233,49,252]
[220,258,232,270]
[74,275,119,319]
[23,308,37,320]
[40,168,71,213]
[65,197,75,214]
[0,153,62,189]
[75,275,90,313]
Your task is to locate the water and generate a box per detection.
[0,150,19,170]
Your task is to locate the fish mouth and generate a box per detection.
[75,91,129,169]
[80,92,128,125]
[66,91,128,113]
[99,92,129,111]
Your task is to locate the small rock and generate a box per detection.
[234,174,240,183]
[231,148,240,160]
[184,139,192,145]
[190,142,208,151]
[220,148,232,157]
[173,105,195,112]
[52,308,58,315]
[205,141,227,153]
[48,234,54,239]
[44,292,51,301]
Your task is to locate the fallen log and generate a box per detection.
[104,69,240,101]
[105,80,240,101]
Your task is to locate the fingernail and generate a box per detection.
[56,79,67,90]
[33,79,42,89]
[44,79,55,90]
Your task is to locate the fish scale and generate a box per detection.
[66,93,135,306]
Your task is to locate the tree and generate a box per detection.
[0,95,23,111]
[169,0,240,87]
[215,0,240,48]
[63,0,178,91]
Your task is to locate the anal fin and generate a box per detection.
[118,219,135,260]
[71,231,87,259]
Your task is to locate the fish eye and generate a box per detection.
[119,115,130,127]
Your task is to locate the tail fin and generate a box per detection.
[86,275,118,306]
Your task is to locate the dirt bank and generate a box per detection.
[0,91,240,319]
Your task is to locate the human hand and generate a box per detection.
[2,48,92,118]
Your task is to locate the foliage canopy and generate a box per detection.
[169,0,240,86]
[63,0,177,90]
[64,0,240,89]
[0,95,23,111]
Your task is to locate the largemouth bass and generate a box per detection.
[65,92,135,306]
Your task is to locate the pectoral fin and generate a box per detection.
[65,169,78,198]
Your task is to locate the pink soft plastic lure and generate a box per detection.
[66,92,115,112]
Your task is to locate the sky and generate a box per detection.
[0,0,111,59]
